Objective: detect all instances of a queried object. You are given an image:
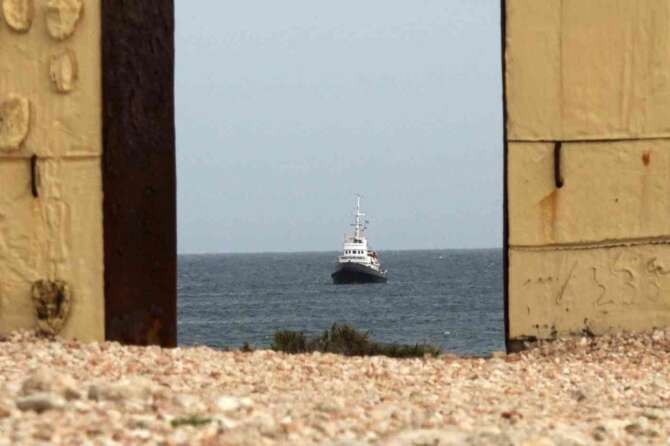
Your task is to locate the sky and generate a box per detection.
[176,1,503,254]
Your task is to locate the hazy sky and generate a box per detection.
[176,1,502,254]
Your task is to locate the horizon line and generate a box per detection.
[178,246,503,256]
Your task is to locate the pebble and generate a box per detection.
[21,367,82,400]
[652,329,665,341]
[215,396,243,412]
[384,429,469,445]
[0,330,668,445]
[0,400,13,418]
[88,377,156,402]
[15,393,65,413]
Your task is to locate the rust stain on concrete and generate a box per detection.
[540,189,559,243]
[642,151,651,166]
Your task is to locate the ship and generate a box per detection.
[331,196,388,284]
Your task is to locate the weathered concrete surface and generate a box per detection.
[509,245,670,340]
[0,0,103,340]
[2,0,35,33]
[45,0,83,41]
[0,96,30,151]
[507,0,670,141]
[505,0,670,346]
[508,141,670,246]
[49,49,78,93]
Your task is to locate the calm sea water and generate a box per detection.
[178,249,504,356]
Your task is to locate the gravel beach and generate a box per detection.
[0,330,668,445]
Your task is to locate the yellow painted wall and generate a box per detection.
[0,0,103,341]
[506,0,670,341]
[507,0,670,141]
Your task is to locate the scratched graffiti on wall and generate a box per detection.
[522,252,670,308]
[509,245,670,340]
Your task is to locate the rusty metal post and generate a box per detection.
[101,0,177,346]
[500,0,512,352]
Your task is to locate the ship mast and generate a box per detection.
[352,195,366,240]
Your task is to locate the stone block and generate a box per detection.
[509,244,670,340]
[507,0,670,140]
[508,141,670,246]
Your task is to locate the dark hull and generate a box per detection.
[331,262,388,284]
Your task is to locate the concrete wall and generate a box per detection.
[505,0,670,346]
[0,0,104,341]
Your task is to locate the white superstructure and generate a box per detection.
[336,195,385,273]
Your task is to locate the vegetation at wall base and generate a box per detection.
[271,330,307,354]
[271,324,441,358]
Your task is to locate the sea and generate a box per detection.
[178,249,504,357]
